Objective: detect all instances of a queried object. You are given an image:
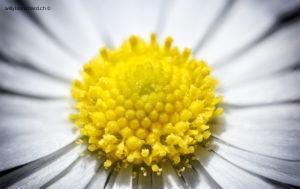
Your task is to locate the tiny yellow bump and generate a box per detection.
[159,113,169,123]
[155,102,164,112]
[182,48,191,60]
[96,100,107,110]
[129,36,138,48]
[164,36,173,50]
[75,138,83,144]
[116,95,125,105]
[117,117,128,128]
[135,100,144,110]
[106,121,119,134]
[151,164,161,173]
[189,101,204,115]
[166,94,176,103]
[115,106,125,117]
[144,102,153,113]
[203,131,211,140]
[124,100,134,109]
[126,136,143,151]
[136,110,146,119]
[129,119,140,130]
[170,113,180,124]
[149,110,159,121]
[125,109,135,120]
[141,148,150,157]
[180,109,192,121]
[105,110,117,121]
[88,137,98,144]
[136,128,149,140]
[150,33,157,44]
[100,47,108,59]
[120,127,133,138]
[107,99,116,109]
[104,159,112,168]
[165,103,174,114]
[88,144,97,151]
[141,117,151,128]
[174,89,184,100]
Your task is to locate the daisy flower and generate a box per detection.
[1,0,300,188]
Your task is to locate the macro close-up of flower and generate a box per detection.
[1,0,300,188]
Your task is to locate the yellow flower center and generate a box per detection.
[70,34,222,174]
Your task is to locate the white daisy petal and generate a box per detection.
[86,166,115,189]
[0,113,73,135]
[0,95,69,116]
[259,0,300,16]
[0,63,70,98]
[132,165,150,188]
[0,118,78,171]
[213,21,300,89]
[161,162,184,189]
[0,144,85,189]
[131,165,163,189]
[0,2,80,80]
[211,119,300,160]
[196,0,276,64]
[112,166,133,189]
[181,161,221,189]
[161,0,228,49]
[195,147,277,188]
[221,103,300,123]
[151,170,164,189]
[43,155,99,189]
[213,139,300,186]
[0,132,77,171]
[189,161,221,189]
[223,70,300,105]
[25,0,103,63]
[84,0,163,47]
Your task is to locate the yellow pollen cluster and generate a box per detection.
[71,34,222,174]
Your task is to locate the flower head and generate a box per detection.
[71,34,222,173]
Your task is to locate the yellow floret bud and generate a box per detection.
[126,136,143,151]
[104,159,112,168]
